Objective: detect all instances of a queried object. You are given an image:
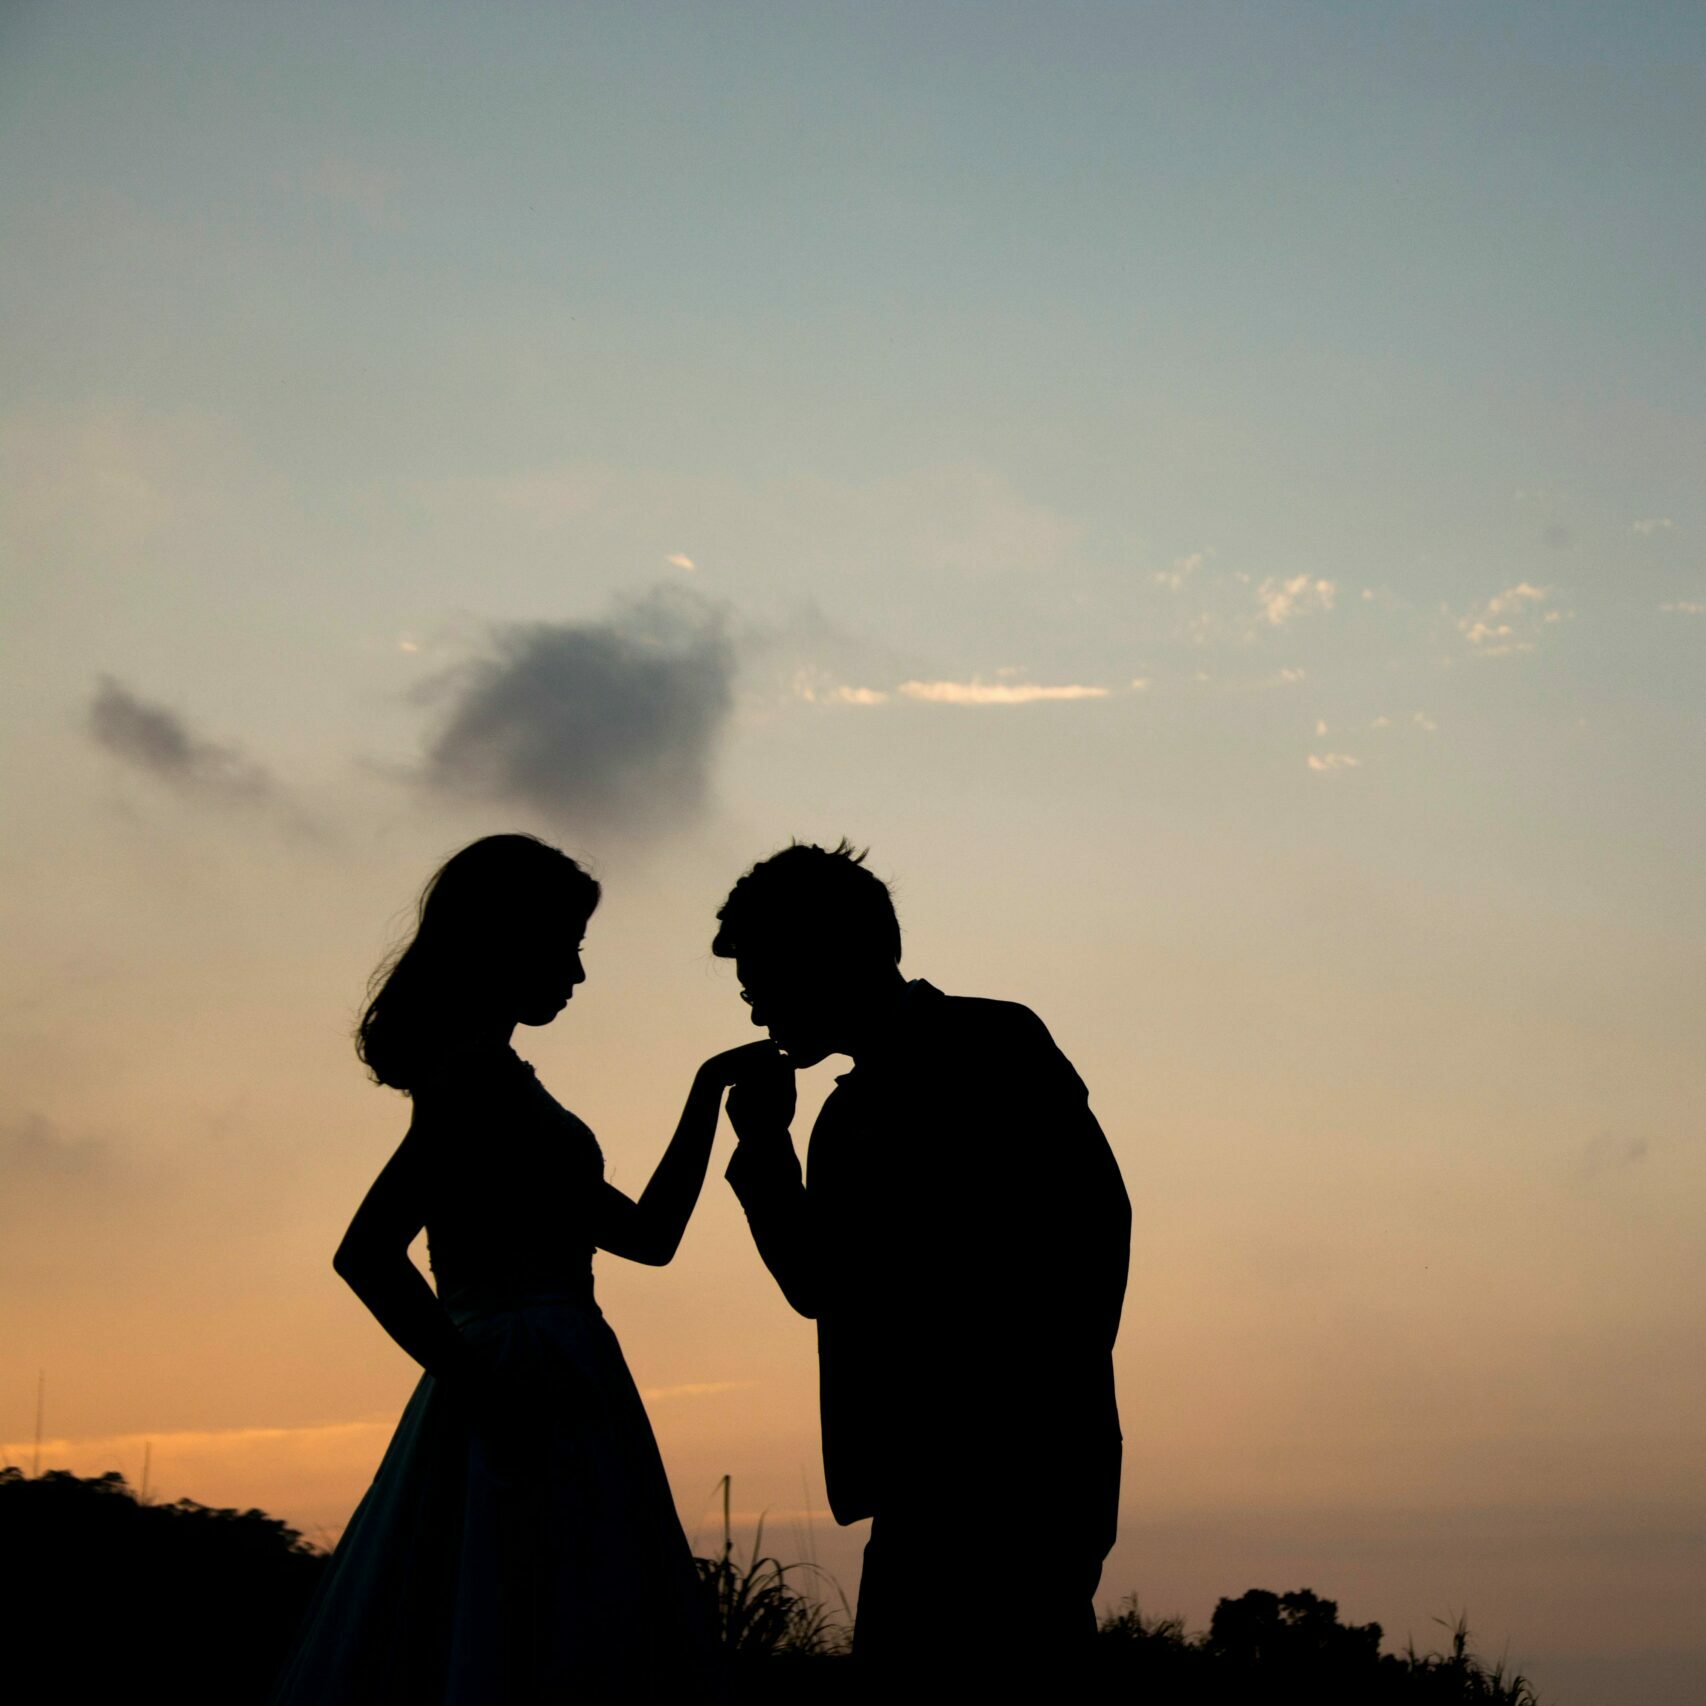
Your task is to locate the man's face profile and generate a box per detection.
[735,948,841,1067]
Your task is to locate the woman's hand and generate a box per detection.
[700,1039,790,1089]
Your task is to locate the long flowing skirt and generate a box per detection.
[272,1296,715,1705]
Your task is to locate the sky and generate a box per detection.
[2,3,1704,1699]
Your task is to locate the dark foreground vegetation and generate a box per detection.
[0,1467,1539,1703]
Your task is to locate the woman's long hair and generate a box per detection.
[357,834,600,1092]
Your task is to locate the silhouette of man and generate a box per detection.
[717,841,1130,1688]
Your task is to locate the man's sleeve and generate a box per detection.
[725,1136,822,1319]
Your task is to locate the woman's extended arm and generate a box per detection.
[596,1041,788,1266]
[332,1127,472,1381]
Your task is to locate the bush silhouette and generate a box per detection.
[0,1466,1540,1702]
[1097,1587,1539,1704]
[0,1467,327,1706]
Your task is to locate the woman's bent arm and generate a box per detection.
[333,1131,471,1380]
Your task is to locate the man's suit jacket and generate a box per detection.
[726,979,1130,1545]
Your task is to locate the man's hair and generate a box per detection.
[712,839,901,965]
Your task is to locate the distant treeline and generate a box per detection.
[0,1468,1538,1703]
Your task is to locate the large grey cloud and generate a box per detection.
[87,676,273,803]
[419,586,735,836]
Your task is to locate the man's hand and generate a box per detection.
[724,1046,797,1145]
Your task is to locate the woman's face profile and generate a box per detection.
[508,908,589,1028]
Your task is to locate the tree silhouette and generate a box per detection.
[0,1468,327,1706]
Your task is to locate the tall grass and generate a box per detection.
[1400,1613,1541,1706]
[693,1476,852,1660]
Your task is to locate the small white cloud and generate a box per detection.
[898,679,1111,706]
[1460,583,1550,654]
[397,638,419,654]
[1632,518,1674,536]
[1277,667,1307,685]
[1361,588,1375,602]
[1307,752,1360,772]
[1129,677,1152,691]
[793,669,879,704]
[1489,582,1547,614]
[1257,575,1337,626]
[1660,601,1706,615]
[1153,550,1208,591]
[1370,715,1392,730]
[665,553,697,571]
[1413,711,1438,731]
[1314,718,1329,737]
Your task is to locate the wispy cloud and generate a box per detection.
[1575,1132,1650,1184]
[87,676,274,804]
[640,1380,757,1401]
[1659,601,1705,616]
[417,585,734,838]
[1307,752,1360,773]
[1153,550,1209,591]
[1459,583,1550,655]
[1257,575,1337,626]
[897,679,1111,705]
[1631,518,1674,536]
[790,670,890,706]
[665,553,697,571]
[0,1113,105,1181]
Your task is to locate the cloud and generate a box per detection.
[87,677,273,803]
[0,1113,105,1180]
[789,670,889,706]
[418,585,734,837]
[1413,712,1438,731]
[896,679,1111,705]
[1459,583,1550,655]
[1256,575,1337,626]
[1154,551,1208,591]
[1576,1133,1650,1183]
[1307,753,1360,772]
[639,1380,757,1401]
[1660,601,1705,616]
[1632,518,1674,536]
[665,553,697,571]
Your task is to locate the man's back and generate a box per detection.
[732,979,1130,1530]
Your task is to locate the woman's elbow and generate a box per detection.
[332,1241,383,1288]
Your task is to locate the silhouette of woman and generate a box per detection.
[272,834,776,1704]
